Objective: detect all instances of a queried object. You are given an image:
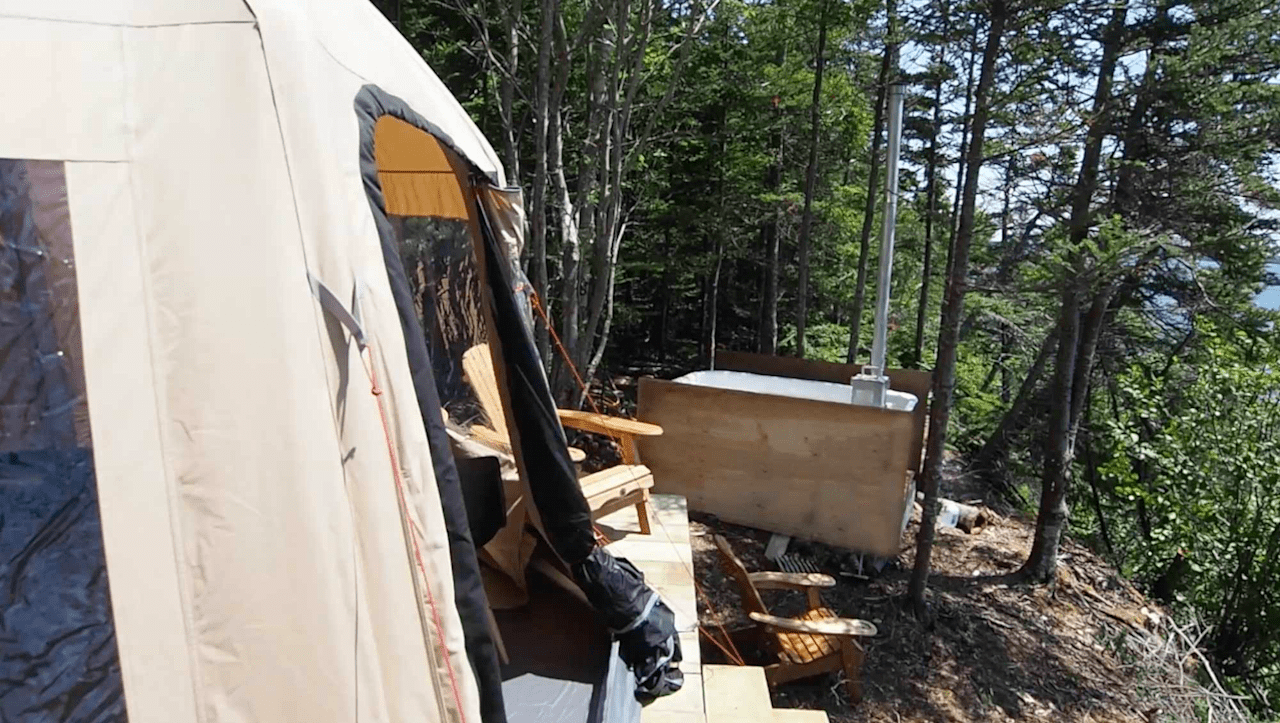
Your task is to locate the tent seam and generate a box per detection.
[365,346,469,723]
[244,12,366,721]
[316,39,372,85]
[0,14,256,28]
[114,24,207,723]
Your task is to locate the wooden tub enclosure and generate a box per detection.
[636,351,931,556]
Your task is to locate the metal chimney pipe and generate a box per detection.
[869,82,905,377]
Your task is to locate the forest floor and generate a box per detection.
[690,462,1219,723]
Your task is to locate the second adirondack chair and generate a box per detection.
[712,534,877,702]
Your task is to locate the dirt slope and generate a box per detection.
[692,500,1195,723]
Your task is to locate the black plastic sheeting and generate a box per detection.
[0,452,126,722]
[455,455,507,548]
[356,86,508,723]
[0,158,127,722]
[474,198,596,565]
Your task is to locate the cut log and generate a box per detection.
[931,496,989,533]
[953,501,989,533]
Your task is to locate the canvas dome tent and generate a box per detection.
[0,2,678,722]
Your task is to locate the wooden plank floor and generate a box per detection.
[599,494,704,723]
[598,494,830,723]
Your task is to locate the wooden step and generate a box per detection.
[703,665,773,722]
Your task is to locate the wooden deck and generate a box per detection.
[597,494,831,723]
[599,494,704,723]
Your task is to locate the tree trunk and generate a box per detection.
[999,325,1012,403]
[759,46,786,356]
[945,18,979,282]
[703,235,724,367]
[971,326,1056,495]
[1082,407,1114,558]
[528,0,557,362]
[760,219,780,355]
[1022,287,1081,582]
[561,14,610,398]
[795,0,829,359]
[909,0,1008,619]
[500,0,522,182]
[1069,282,1118,431]
[706,91,729,366]
[576,0,632,402]
[913,49,945,369]
[846,0,896,363]
[547,15,579,400]
[1020,0,1127,583]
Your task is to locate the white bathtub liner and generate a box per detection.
[673,369,918,412]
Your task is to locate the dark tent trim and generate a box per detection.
[354,85,507,723]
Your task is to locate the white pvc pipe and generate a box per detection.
[869,83,905,376]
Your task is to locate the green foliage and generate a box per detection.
[1094,322,1280,700]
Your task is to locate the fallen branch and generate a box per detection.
[1170,621,1251,717]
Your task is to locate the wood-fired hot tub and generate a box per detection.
[637,351,929,555]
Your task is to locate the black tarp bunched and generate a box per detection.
[574,548,684,701]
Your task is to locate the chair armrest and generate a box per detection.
[556,409,664,438]
[748,571,836,591]
[749,612,877,638]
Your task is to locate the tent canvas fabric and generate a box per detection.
[1,1,502,721]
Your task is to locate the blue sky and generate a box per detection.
[1258,264,1280,310]
[896,28,1280,315]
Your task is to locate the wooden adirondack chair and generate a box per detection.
[461,344,662,534]
[712,534,877,702]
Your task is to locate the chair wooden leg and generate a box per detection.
[806,587,822,609]
[619,435,640,465]
[840,638,865,704]
[635,491,652,535]
[763,662,784,687]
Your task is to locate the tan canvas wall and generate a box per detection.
[70,160,200,723]
[0,0,251,26]
[0,2,496,721]
[248,1,489,718]
[119,20,471,723]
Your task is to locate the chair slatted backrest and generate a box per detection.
[462,344,508,439]
[712,535,768,618]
